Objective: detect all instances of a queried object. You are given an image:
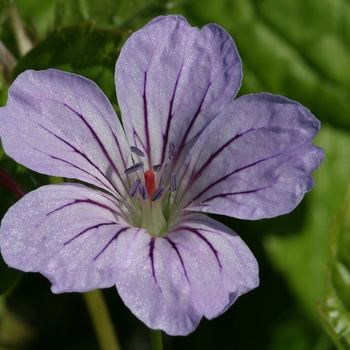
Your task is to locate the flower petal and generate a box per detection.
[115,214,258,336]
[115,15,242,168]
[0,183,140,292]
[176,93,324,220]
[0,69,130,197]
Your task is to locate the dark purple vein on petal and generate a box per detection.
[161,67,182,164]
[36,123,120,195]
[149,238,158,284]
[175,226,221,268]
[192,128,253,182]
[187,153,279,206]
[64,221,116,245]
[49,155,115,192]
[176,83,211,159]
[198,184,274,205]
[93,226,129,260]
[110,125,128,170]
[46,198,122,218]
[142,72,151,158]
[163,237,189,282]
[180,129,253,206]
[174,158,192,197]
[131,130,147,157]
[63,104,124,185]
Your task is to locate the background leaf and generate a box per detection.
[173,0,350,131]
[54,0,184,30]
[0,0,11,27]
[318,182,350,349]
[13,23,124,101]
[0,255,21,296]
[14,0,57,39]
[264,124,350,326]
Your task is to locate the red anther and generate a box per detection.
[144,170,156,197]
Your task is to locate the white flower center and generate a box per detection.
[124,144,177,237]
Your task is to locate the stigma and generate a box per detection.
[124,142,177,203]
[144,170,156,197]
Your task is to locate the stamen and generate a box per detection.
[169,141,175,160]
[130,180,141,197]
[151,185,165,201]
[152,163,163,172]
[125,162,144,175]
[170,173,177,192]
[139,182,148,200]
[130,146,145,157]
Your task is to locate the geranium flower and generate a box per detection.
[0,15,323,335]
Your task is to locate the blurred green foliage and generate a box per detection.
[0,0,350,349]
[0,254,20,295]
[266,124,350,326]
[13,23,124,102]
[319,183,350,349]
[175,0,350,132]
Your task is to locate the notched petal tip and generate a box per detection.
[177,92,324,220]
[115,214,258,336]
[115,14,243,168]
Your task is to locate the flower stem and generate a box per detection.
[0,167,26,199]
[0,41,17,82]
[150,329,163,350]
[83,289,121,350]
[9,6,33,57]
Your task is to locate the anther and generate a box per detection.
[151,185,165,201]
[170,173,177,192]
[125,162,144,175]
[152,163,163,172]
[130,180,141,197]
[139,182,148,200]
[169,141,175,160]
[130,146,145,157]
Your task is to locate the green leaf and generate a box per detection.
[0,0,11,26]
[177,0,350,131]
[13,23,123,101]
[54,0,122,27]
[54,0,184,31]
[15,0,57,39]
[0,254,21,296]
[318,182,350,349]
[264,124,350,327]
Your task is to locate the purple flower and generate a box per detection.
[0,15,323,335]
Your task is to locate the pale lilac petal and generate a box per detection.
[175,93,324,220]
[115,214,258,336]
[0,183,140,292]
[115,15,242,168]
[0,69,131,197]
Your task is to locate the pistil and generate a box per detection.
[125,142,177,237]
[144,170,156,197]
